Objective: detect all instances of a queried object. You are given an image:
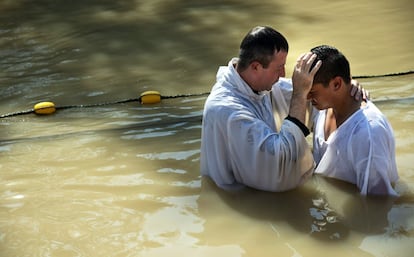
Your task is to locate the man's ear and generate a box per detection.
[250,61,261,71]
[332,76,343,91]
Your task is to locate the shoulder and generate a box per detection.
[346,102,394,147]
[362,101,394,134]
[204,87,253,123]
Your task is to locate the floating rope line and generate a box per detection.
[353,70,414,78]
[0,109,34,118]
[0,91,211,118]
[54,92,211,111]
[0,70,413,119]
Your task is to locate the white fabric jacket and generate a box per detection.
[200,58,314,192]
[313,101,399,196]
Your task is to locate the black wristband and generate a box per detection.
[285,115,310,137]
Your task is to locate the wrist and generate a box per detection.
[286,115,310,136]
[291,91,308,101]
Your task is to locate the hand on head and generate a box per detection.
[292,52,322,96]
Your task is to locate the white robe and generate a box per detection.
[312,101,399,196]
[200,58,314,192]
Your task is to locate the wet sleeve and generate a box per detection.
[226,111,314,192]
[286,115,310,136]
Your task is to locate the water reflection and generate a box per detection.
[197,175,410,257]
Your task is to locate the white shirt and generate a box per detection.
[200,58,314,192]
[313,101,399,196]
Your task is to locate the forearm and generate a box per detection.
[288,92,309,128]
[290,52,321,128]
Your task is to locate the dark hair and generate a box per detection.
[237,26,289,71]
[310,45,351,86]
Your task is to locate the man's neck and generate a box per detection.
[332,95,362,127]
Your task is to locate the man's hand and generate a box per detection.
[350,79,370,101]
[289,53,322,125]
[292,53,322,97]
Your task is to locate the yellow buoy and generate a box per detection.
[140,91,161,104]
[34,101,56,115]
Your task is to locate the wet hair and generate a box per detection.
[310,45,351,86]
[237,26,289,71]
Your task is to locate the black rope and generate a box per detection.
[0,109,34,118]
[55,97,140,110]
[0,70,413,119]
[161,92,210,99]
[0,98,141,118]
[353,70,414,78]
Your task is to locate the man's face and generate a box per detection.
[308,82,333,110]
[256,50,287,91]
